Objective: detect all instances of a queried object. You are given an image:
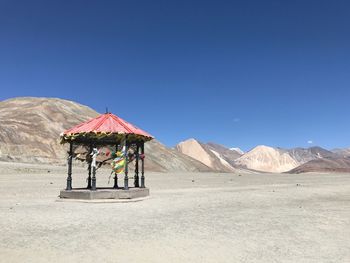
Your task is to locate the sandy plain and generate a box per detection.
[0,161,349,263]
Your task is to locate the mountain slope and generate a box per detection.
[176,139,235,172]
[206,142,243,166]
[145,140,212,172]
[288,147,338,163]
[0,97,98,163]
[230,147,244,155]
[234,145,299,173]
[288,157,350,174]
[332,148,350,157]
[0,97,211,172]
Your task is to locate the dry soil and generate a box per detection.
[0,162,349,263]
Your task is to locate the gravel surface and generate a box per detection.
[0,163,349,263]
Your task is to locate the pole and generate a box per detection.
[113,144,118,189]
[87,146,92,189]
[141,141,145,188]
[91,147,98,191]
[66,142,73,190]
[91,166,96,190]
[134,144,140,187]
[87,162,92,189]
[124,136,129,190]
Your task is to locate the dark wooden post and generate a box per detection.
[134,143,140,187]
[124,137,129,190]
[91,165,96,190]
[87,146,92,189]
[113,172,118,189]
[66,142,73,190]
[87,162,92,189]
[91,147,97,191]
[141,141,145,188]
[113,144,118,189]
[91,166,96,191]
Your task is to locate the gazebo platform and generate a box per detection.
[60,187,149,200]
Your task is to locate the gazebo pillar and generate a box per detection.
[87,162,92,189]
[113,144,118,189]
[134,144,140,187]
[87,146,92,189]
[124,139,129,190]
[66,142,73,190]
[113,172,118,189]
[91,165,96,190]
[91,148,98,191]
[141,142,145,188]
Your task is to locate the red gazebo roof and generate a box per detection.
[60,113,153,144]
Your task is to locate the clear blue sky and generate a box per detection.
[0,0,349,151]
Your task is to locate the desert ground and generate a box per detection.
[0,162,349,263]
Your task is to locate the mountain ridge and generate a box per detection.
[1,97,349,174]
[0,97,212,172]
[233,145,299,173]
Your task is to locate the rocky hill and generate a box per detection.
[0,97,211,172]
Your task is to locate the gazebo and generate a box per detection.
[59,112,154,200]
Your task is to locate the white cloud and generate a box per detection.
[307,140,313,144]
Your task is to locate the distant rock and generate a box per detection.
[234,145,299,173]
[288,157,350,174]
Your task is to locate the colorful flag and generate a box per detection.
[111,146,126,174]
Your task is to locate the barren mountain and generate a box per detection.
[145,140,212,172]
[0,97,98,163]
[332,148,350,157]
[288,157,350,174]
[234,145,299,173]
[0,97,211,172]
[2,97,346,174]
[230,147,244,155]
[288,147,338,163]
[206,142,243,166]
[176,139,235,172]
